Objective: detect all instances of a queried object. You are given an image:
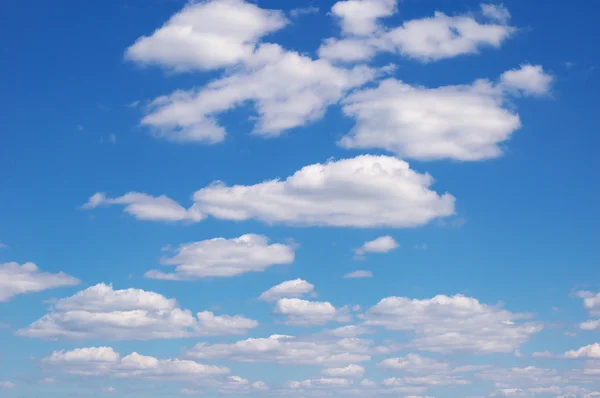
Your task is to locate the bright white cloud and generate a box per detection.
[355,235,398,255]
[18,283,257,340]
[142,43,380,143]
[344,270,373,279]
[192,155,455,227]
[186,333,386,366]
[322,364,365,378]
[564,344,600,359]
[42,346,230,379]
[500,64,554,96]
[259,279,315,302]
[274,298,351,326]
[339,65,552,161]
[145,234,295,280]
[0,262,79,303]
[125,0,288,71]
[82,192,204,223]
[365,294,542,353]
[320,3,514,63]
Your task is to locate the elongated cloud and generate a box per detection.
[0,262,79,302]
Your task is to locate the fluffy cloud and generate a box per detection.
[339,65,552,161]
[145,234,295,280]
[344,270,373,279]
[355,235,398,255]
[186,333,389,366]
[125,0,288,71]
[82,192,204,223]
[365,294,542,353]
[320,3,513,63]
[274,298,351,325]
[564,344,600,359]
[142,43,380,143]
[322,364,365,378]
[42,346,229,379]
[259,279,315,302]
[192,155,455,227]
[18,283,257,340]
[0,262,79,302]
[500,64,554,96]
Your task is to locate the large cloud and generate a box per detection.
[85,155,455,227]
[365,294,542,353]
[145,234,295,280]
[0,262,79,302]
[339,65,552,161]
[18,283,257,340]
[125,0,288,71]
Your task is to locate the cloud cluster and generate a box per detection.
[0,262,79,302]
[145,234,295,280]
[18,283,257,340]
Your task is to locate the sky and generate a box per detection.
[0,0,599,397]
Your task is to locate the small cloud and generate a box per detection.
[414,243,427,250]
[564,331,577,337]
[76,125,84,132]
[40,377,56,384]
[128,100,141,108]
[344,270,373,279]
[564,61,575,68]
[289,6,319,18]
[355,236,399,256]
[102,386,116,393]
[0,242,7,249]
[0,381,16,389]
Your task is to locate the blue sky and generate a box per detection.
[0,0,599,396]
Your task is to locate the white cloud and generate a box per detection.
[564,344,600,359]
[125,0,288,72]
[42,346,229,379]
[145,234,295,280]
[186,333,385,366]
[82,192,204,223]
[344,270,373,279]
[355,235,398,255]
[0,381,16,389]
[18,283,257,340]
[580,320,600,330]
[331,0,397,36]
[500,64,554,96]
[320,3,514,63]
[192,155,455,227]
[0,262,80,302]
[378,354,451,373]
[142,43,380,143]
[322,364,365,378]
[259,279,315,302]
[339,65,552,161]
[365,294,542,353]
[274,298,351,326]
[577,291,600,330]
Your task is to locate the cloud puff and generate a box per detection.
[564,344,600,359]
[125,0,288,71]
[42,346,230,379]
[0,262,79,302]
[193,155,455,227]
[186,333,388,366]
[145,234,295,280]
[82,192,203,223]
[18,283,257,340]
[259,279,315,302]
[142,43,380,143]
[320,3,514,63]
[365,294,542,353]
[274,298,351,326]
[339,65,552,161]
[355,236,398,255]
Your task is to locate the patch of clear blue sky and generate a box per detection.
[0,0,599,396]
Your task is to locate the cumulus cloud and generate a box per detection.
[42,346,229,379]
[18,283,257,340]
[338,65,552,161]
[259,279,315,302]
[274,298,351,325]
[365,294,542,353]
[82,192,204,223]
[186,333,388,366]
[564,344,600,359]
[145,234,295,280]
[355,235,399,255]
[0,262,79,302]
[322,364,365,378]
[125,0,288,71]
[344,270,373,279]
[320,3,514,63]
[142,43,380,143]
